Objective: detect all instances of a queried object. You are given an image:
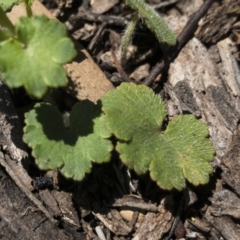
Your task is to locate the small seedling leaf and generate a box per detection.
[101,83,214,190]
[101,83,166,174]
[23,101,113,180]
[149,115,215,190]
[0,15,77,98]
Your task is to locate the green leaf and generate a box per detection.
[0,15,77,98]
[0,0,33,12]
[0,0,19,11]
[101,83,214,190]
[23,101,113,180]
[150,115,214,190]
[101,83,166,173]
[125,0,177,46]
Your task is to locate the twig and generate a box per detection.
[68,8,128,30]
[88,22,107,52]
[111,50,134,83]
[152,0,179,9]
[143,0,216,86]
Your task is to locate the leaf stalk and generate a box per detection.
[120,13,139,65]
[23,0,33,17]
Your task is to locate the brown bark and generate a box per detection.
[0,161,73,240]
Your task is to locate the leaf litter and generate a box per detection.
[8,0,240,239]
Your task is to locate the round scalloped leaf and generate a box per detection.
[101,83,214,190]
[23,101,113,180]
[0,15,77,98]
[150,115,215,190]
[101,83,166,174]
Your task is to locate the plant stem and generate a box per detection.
[120,13,139,66]
[0,6,15,37]
[24,0,33,17]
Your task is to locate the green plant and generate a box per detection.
[0,0,20,11]
[23,101,113,179]
[0,1,214,191]
[0,2,77,98]
[101,83,214,190]
[23,83,214,190]
[0,0,33,12]
[121,0,177,64]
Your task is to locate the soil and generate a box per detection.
[1,0,240,239]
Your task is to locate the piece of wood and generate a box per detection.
[195,1,239,44]
[0,80,33,190]
[132,197,174,240]
[221,125,240,196]
[204,189,240,239]
[217,38,240,96]
[7,0,114,103]
[167,37,240,158]
[0,152,72,240]
[167,34,240,239]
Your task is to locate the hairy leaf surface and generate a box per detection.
[23,102,113,180]
[125,0,177,45]
[102,83,214,190]
[0,15,77,98]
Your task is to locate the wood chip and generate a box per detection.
[132,197,174,240]
[110,194,158,212]
[90,0,119,14]
[93,209,132,236]
[168,37,240,158]
[52,190,80,227]
[217,38,240,96]
[222,125,240,196]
